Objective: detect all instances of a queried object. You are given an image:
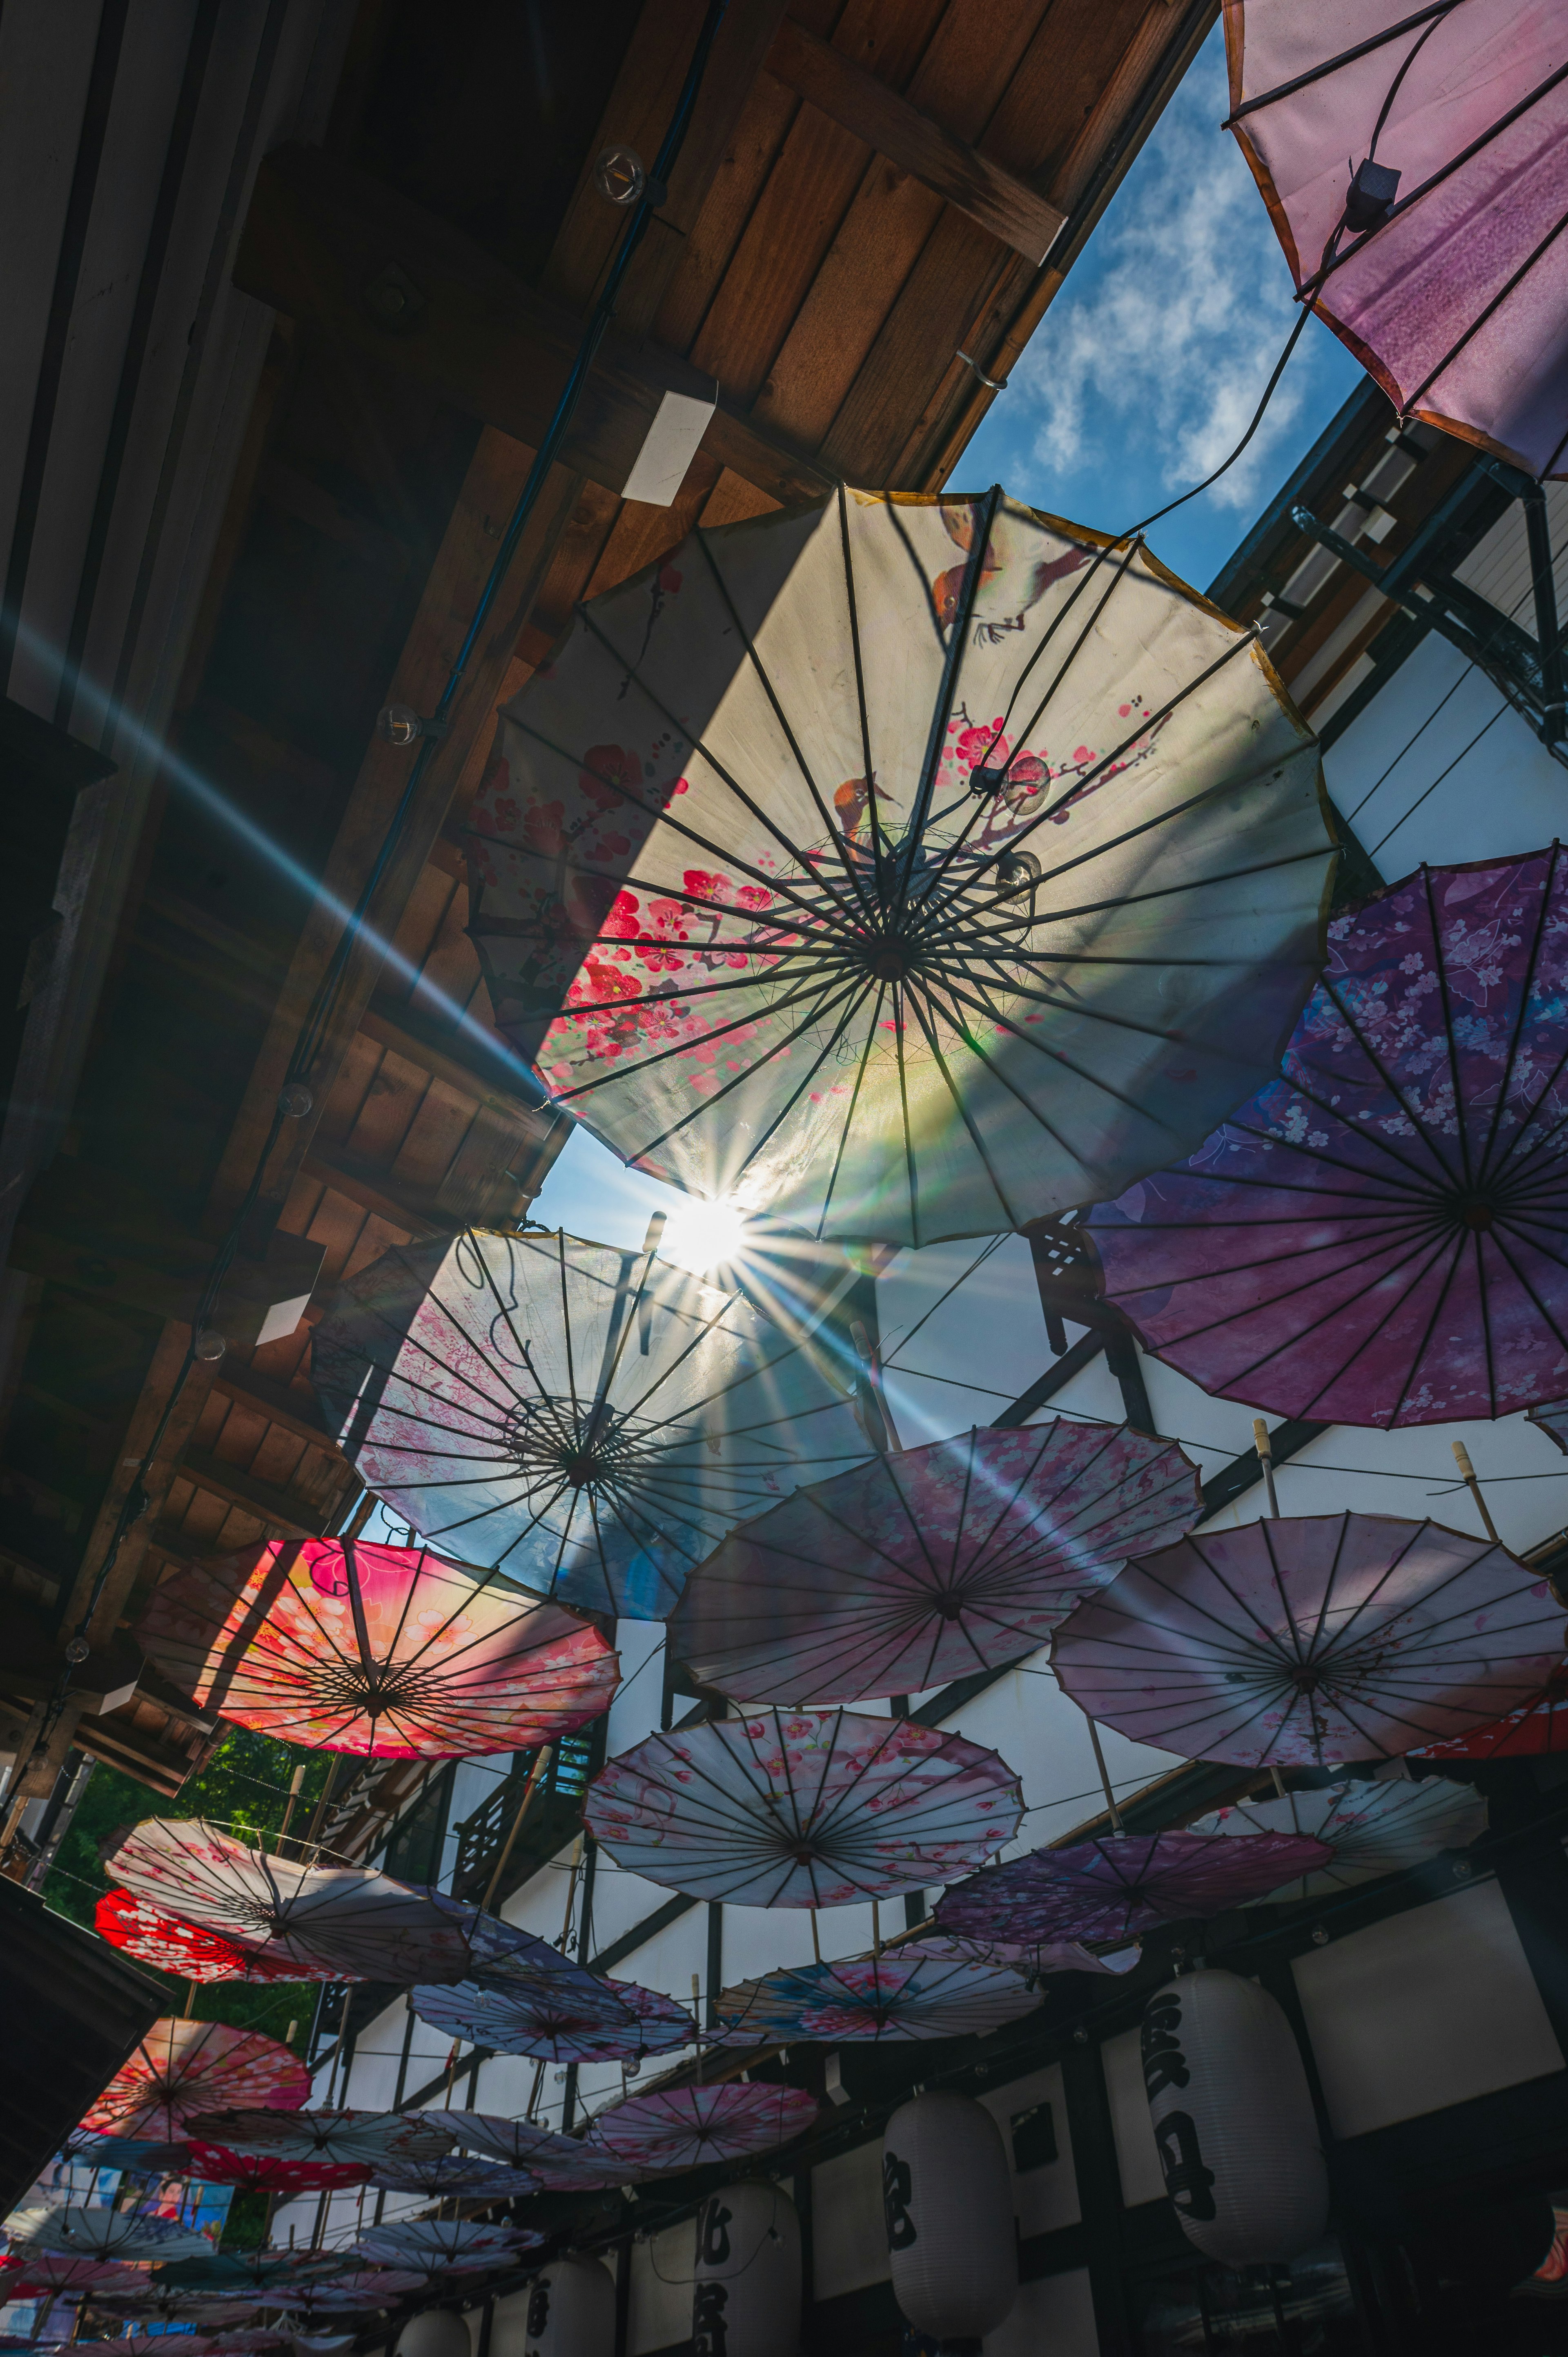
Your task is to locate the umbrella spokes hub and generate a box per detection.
[500,1394,639,1491]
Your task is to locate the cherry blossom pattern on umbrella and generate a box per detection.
[411,1955,692,2065]
[182,2141,372,2196]
[80,2020,307,2143]
[95,1891,307,1985]
[5,2209,216,2263]
[1088,854,1568,1427]
[349,2223,540,2279]
[1051,1512,1566,1765]
[669,1419,1202,1705]
[104,1820,522,1982]
[713,1947,1041,2043]
[0,2257,149,2301]
[439,2114,633,2190]
[937,1829,1334,1946]
[1190,1777,1488,1898]
[148,2256,361,2303]
[252,2272,426,2316]
[584,1707,1022,1906]
[1410,1662,1568,1759]
[467,487,1333,1248]
[366,2155,541,2199]
[136,1537,619,1759]
[312,1226,870,1622]
[182,2110,457,2170]
[896,1932,1139,1981]
[1225,2,1568,479]
[584,2085,819,2174]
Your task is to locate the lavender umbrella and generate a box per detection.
[583,2085,818,2174]
[1189,1777,1488,1896]
[936,1829,1332,1946]
[1051,1512,1564,1765]
[713,1947,1041,2043]
[667,1420,1201,1705]
[366,2154,541,2198]
[1088,854,1568,1426]
[440,2114,634,2189]
[409,1944,645,2065]
[349,2223,540,2278]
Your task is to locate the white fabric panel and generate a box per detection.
[984,2268,1099,2357]
[1102,2027,1165,2207]
[629,2222,692,2356]
[979,2060,1081,2237]
[1292,1879,1563,2137]
[811,2138,890,2300]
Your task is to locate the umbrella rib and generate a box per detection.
[1476,846,1560,1186]
[554,972,864,1136]
[900,978,1023,1227]
[1180,1221,1461,1402]
[1474,1216,1568,1363]
[838,481,889,885]
[893,983,921,1247]
[932,966,1181,1131]
[911,968,1093,1167]
[893,484,1002,916]
[724,971,883,1193]
[814,979,887,1238]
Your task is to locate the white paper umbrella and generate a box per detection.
[584,1706,1022,1906]
[583,2085,818,2173]
[183,2110,457,2169]
[1189,1777,1488,1896]
[4,2210,213,2262]
[312,1226,869,1620]
[713,1946,1041,2042]
[467,486,1332,1247]
[349,2223,539,2277]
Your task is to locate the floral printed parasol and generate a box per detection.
[183,2109,457,2170]
[248,2270,426,2315]
[1089,854,1568,1426]
[136,1536,619,1758]
[79,2020,307,2143]
[583,2085,818,2174]
[713,1946,1042,2043]
[936,1829,1334,1946]
[584,1706,1022,1906]
[411,1956,690,2065]
[349,2222,540,2279]
[1410,1661,1568,1759]
[182,2140,372,2196]
[440,2113,634,2189]
[0,2255,151,2300]
[95,1890,306,1985]
[6,2208,216,2263]
[669,1418,1201,1704]
[1051,1511,1565,1764]
[312,1226,870,1621]
[367,2154,541,2197]
[465,486,1333,1247]
[1189,1777,1488,1897]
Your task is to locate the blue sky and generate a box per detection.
[960,22,1365,593]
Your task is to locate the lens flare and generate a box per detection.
[657,1197,748,1273]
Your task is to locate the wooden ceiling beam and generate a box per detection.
[176,1446,334,1541]
[357,992,564,1137]
[301,1141,448,1243]
[211,1361,344,1459]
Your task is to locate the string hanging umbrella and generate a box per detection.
[1411,1664,1568,1759]
[348,2223,540,2278]
[1088,852,1568,1427]
[668,1418,1201,1704]
[79,2020,307,2143]
[312,1225,870,1621]
[1051,1512,1565,1765]
[62,2133,194,2170]
[936,1829,1333,1947]
[584,1706,1022,1907]
[136,1536,619,1759]
[249,2271,426,2316]
[1189,1777,1488,1896]
[439,2115,632,2190]
[893,1931,1140,1980]
[148,2256,360,2300]
[0,2256,151,2301]
[366,2153,541,2198]
[466,486,1333,1248]
[4,2211,216,2264]
[583,2086,818,2175]
[713,1947,1041,2043]
[94,1891,306,1985]
[1225,1,1568,478]
[183,2109,456,2172]
[411,1958,690,2065]
[182,2141,373,2198]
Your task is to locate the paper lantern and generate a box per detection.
[396,2314,470,2357]
[503,2259,613,2357]
[882,2092,1017,2342]
[690,2184,801,2357]
[1142,1968,1328,2264]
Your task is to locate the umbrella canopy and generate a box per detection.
[1051,1511,1565,1764]
[937,1829,1334,1946]
[5,2209,214,2263]
[0,2256,149,2300]
[136,1536,619,1759]
[104,1821,519,1983]
[348,2223,538,2278]
[148,2257,355,2298]
[411,1958,692,2065]
[368,2153,540,2197]
[312,1226,869,1621]
[95,1891,306,1985]
[713,1947,1041,2043]
[183,2141,372,2196]
[468,486,1332,1247]
[63,2134,194,2171]
[894,1931,1139,1980]
[79,2020,307,2142]
[668,1418,1201,1704]
[1225,2,1568,479]
[184,2111,456,2170]
[1412,1662,1568,1759]
[95,2301,265,2328]
[1189,1777,1488,1896]
[584,1706,1022,1906]
[439,2115,631,2190]
[1088,852,1568,1426]
[251,2271,425,2315]
[584,2086,818,2174]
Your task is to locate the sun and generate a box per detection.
[657,1195,749,1275]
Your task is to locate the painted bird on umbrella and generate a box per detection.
[934,505,1090,643]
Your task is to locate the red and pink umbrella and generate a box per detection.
[713,1947,1041,2043]
[1089,853,1568,1426]
[79,2019,307,2142]
[95,1890,305,1985]
[583,2085,818,2174]
[936,1829,1333,1946]
[136,1536,619,1759]
[667,1419,1201,1705]
[1412,1662,1568,1759]
[1051,1511,1564,1765]
[585,1706,1022,1907]
[182,2139,372,2196]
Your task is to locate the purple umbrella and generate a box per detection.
[666,1420,1202,1705]
[1051,1512,1564,1765]
[936,1830,1333,1947]
[712,1946,1042,2043]
[1088,853,1568,1426]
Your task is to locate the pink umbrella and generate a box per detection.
[95,1890,306,1985]
[667,1420,1201,1705]
[1051,1511,1564,1765]
[1226,1,1568,477]
[584,1706,1022,1907]
[255,2272,426,2316]
[440,2114,635,2190]
[1088,853,1568,1426]
[0,2257,148,2301]
[936,1829,1333,1946]
[80,2019,307,2141]
[183,2109,456,2170]
[713,1947,1041,2043]
[183,2140,372,2196]
[412,1962,693,2064]
[584,2085,817,2173]
[367,2154,540,2198]
[349,2223,540,2278]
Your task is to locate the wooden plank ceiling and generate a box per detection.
[0,0,1214,1832]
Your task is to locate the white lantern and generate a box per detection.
[505,2259,614,2357]
[882,2091,1018,2342]
[1142,1967,1329,2264]
[691,2182,802,2357]
[396,2314,470,2357]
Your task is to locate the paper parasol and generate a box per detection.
[63,2133,194,2170]
[79,2019,307,2141]
[86,2292,265,2327]
[5,2209,215,2263]
[937,1829,1334,1946]
[1190,1777,1488,1896]
[1225,2,1568,479]
[95,1891,306,1985]
[349,2223,539,2277]
[0,2255,149,2300]
[104,1820,519,1982]
[367,2155,540,2199]
[585,1706,1022,1906]
[1051,1512,1565,1764]
[312,1226,869,1622]
[439,2114,631,2190]
[252,2271,425,2315]
[668,1419,1202,1704]
[584,2085,818,2173]
[183,2109,457,2170]
[412,1958,692,2064]
[136,1536,618,1759]
[897,1931,1138,1980]
[95,2337,292,2355]
[469,485,1332,1247]
[1411,1662,1568,1759]
[1089,853,1568,1426]
[713,1946,1041,2043]
[182,2141,372,2196]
